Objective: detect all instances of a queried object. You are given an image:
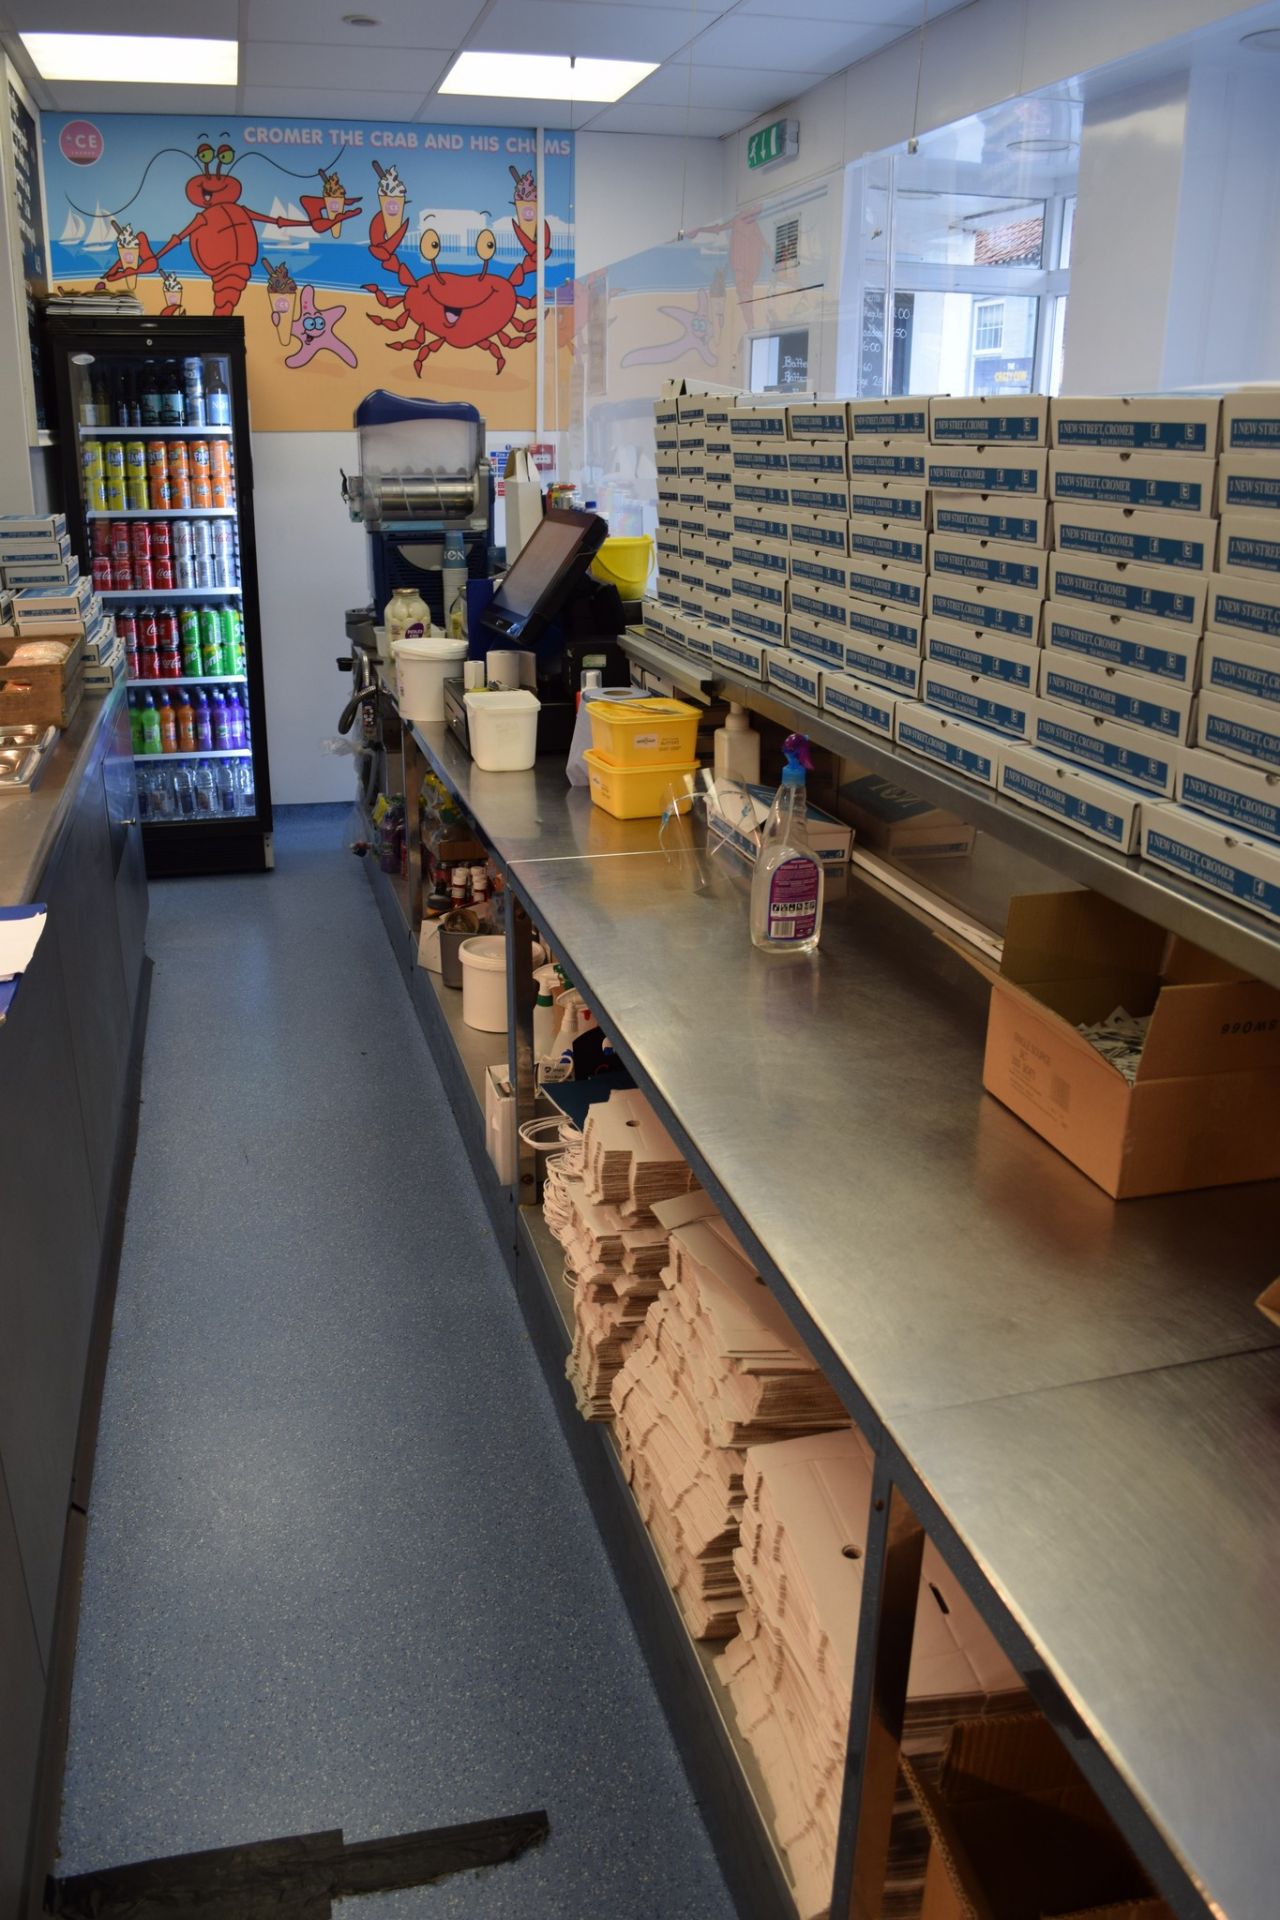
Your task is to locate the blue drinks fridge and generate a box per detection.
[47,315,274,875]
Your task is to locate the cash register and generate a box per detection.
[445,506,632,756]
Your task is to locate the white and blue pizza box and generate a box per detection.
[1053,500,1215,573]
[926,448,1049,498]
[929,395,1049,446]
[1201,632,1280,709]
[1050,450,1217,516]
[846,597,923,655]
[894,704,1001,786]
[1041,601,1199,691]
[1218,456,1280,515]
[788,475,851,516]
[733,478,790,510]
[926,579,1041,645]
[848,517,927,572]
[732,501,791,545]
[786,400,851,439]
[848,397,931,442]
[730,601,787,647]
[821,670,900,741]
[0,512,67,541]
[1175,745,1280,845]
[920,658,1034,739]
[728,402,789,439]
[0,531,73,566]
[842,633,922,695]
[1050,395,1219,455]
[730,534,790,578]
[928,533,1049,596]
[766,649,823,705]
[1141,804,1280,924]
[1218,512,1280,576]
[849,444,928,482]
[1048,552,1208,631]
[1222,390,1280,454]
[847,557,925,612]
[787,440,850,479]
[789,507,848,553]
[14,586,88,635]
[788,582,855,631]
[790,545,858,596]
[931,493,1051,547]
[1195,686,1280,770]
[1027,698,1177,796]
[3,558,80,589]
[1206,570,1280,643]
[729,565,787,612]
[732,438,790,475]
[924,619,1039,690]
[713,631,769,678]
[787,611,849,670]
[996,742,1143,853]
[1038,652,1194,745]
[848,479,927,527]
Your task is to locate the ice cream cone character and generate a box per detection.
[509,165,538,241]
[160,271,185,317]
[264,257,299,345]
[373,160,406,236]
[320,168,346,224]
[112,219,141,291]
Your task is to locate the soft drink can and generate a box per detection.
[190,439,211,473]
[138,605,159,649]
[110,519,132,560]
[130,521,152,562]
[147,440,170,509]
[169,471,193,511]
[113,554,133,590]
[212,521,236,587]
[216,605,240,673]
[150,519,171,559]
[116,608,138,652]
[174,553,196,591]
[156,606,179,653]
[81,439,104,479]
[92,553,114,592]
[153,554,174,591]
[199,608,222,674]
[209,471,230,511]
[85,475,109,512]
[124,639,140,679]
[126,482,149,513]
[209,437,231,480]
[104,439,126,477]
[168,439,190,480]
[90,520,111,558]
[192,519,214,589]
[125,440,147,482]
[179,607,202,675]
[170,518,193,562]
[104,474,126,512]
[191,470,213,511]
[133,556,153,592]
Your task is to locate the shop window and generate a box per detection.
[750,328,810,393]
[973,300,1005,354]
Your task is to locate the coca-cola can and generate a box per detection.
[110,519,131,561]
[91,554,114,592]
[116,609,138,651]
[137,606,159,651]
[90,521,111,557]
[133,557,154,592]
[113,555,134,591]
[153,555,175,590]
[130,520,152,562]
[156,607,179,652]
[150,520,172,559]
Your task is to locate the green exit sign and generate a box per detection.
[747,118,799,170]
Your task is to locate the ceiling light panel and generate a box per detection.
[440,51,657,101]
[21,31,238,84]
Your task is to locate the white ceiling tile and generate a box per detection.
[246,0,485,50]
[734,0,958,19]
[243,40,450,90]
[472,0,697,62]
[4,0,239,28]
[583,100,741,135]
[416,91,591,128]
[579,0,723,10]
[240,85,431,116]
[690,13,898,68]
[628,60,824,111]
[47,82,239,113]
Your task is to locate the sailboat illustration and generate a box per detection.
[84,206,116,251]
[60,206,87,244]
[262,197,311,249]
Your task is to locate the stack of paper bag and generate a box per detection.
[611,1204,849,1640]
[717,1431,1026,1920]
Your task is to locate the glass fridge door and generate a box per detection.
[69,343,255,831]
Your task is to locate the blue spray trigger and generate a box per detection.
[781,732,813,785]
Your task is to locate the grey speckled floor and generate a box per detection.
[59,804,737,1919]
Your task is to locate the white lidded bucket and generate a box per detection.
[464,689,540,771]
[459,934,546,1032]
[395,635,468,724]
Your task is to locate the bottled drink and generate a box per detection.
[150,765,175,819]
[235,761,256,816]
[157,691,177,753]
[198,608,221,675]
[217,758,238,813]
[92,370,111,424]
[135,764,152,821]
[174,687,196,752]
[206,362,231,427]
[195,760,219,815]
[128,691,145,754]
[172,764,196,817]
[182,357,206,426]
[121,365,141,428]
[140,360,162,428]
[79,374,101,427]
[193,690,213,750]
[140,691,161,755]
[224,689,245,749]
[179,607,202,676]
[160,361,185,427]
[210,687,230,750]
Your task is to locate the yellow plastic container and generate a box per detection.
[586,696,700,768]
[589,535,655,598]
[582,747,699,820]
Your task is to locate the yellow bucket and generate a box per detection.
[586,696,700,768]
[589,535,655,598]
[582,747,699,819]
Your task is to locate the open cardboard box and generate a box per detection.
[904,1712,1171,1920]
[983,891,1280,1197]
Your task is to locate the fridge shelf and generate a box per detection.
[87,507,236,519]
[79,424,233,436]
[134,748,251,761]
[103,588,241,599]
[128,675,247,686]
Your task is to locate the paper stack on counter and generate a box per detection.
[582,1088,700,1210]
[718,1431,1026,1920]
[610,1205,848,1641]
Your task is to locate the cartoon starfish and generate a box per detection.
[285,285,357,368]
[620,287,718,368]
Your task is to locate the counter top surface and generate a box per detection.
[0,687,123,907]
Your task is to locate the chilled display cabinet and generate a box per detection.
[47,316,273,875]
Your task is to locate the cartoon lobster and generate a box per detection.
[364,162,548,376]
[96,136,362,316]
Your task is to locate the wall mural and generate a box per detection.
[42,113,575,431]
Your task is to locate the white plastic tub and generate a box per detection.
[459,933,546,1032]
[464,688,540,771]
[395,635,468,724]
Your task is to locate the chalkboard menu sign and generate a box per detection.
[8,80,47,432]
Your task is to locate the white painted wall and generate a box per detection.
[574,132,725,274]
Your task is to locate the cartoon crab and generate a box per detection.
[363,191,548,376]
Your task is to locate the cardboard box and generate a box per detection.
[788,582,855,630]
[1218,454,1280,516]
[847,556,925,612]
[928,533,1049,596]
[0,533,74,567]
[1195,685,1280,770]
[702,506,733,543]
[729,563,786,612]
[1042,600,1200,690]
[1207,569,1280,642]
[905,1712,1172,1920]
[790,545,860,595]
[677,451,705,482]
[926,448,1049,498]
[984,891,1280,1195]
[656,527,681,566]
[849,396,932,441]
[929,394,1049,446]
[1175,743,1280,844]
[843,632,922,694]
[730,534,790,579]
[846,597,924,655]
[1202,630,1280,709]
[732,477,790,510]
[1038,652,1195,745]
[821,674,900,743]
[0,512,67,541]
[931,493,1051,547]
[1027,698,1176,796]
[997,742,1144,853]
[927,580,1041,645]
[849,478,928,527]
[728,402,789,439]
[925,619,1039,690]
[730,601,786,647]
[833,764,975,854]
[1054,500,1215,573]
[895,704,1000,785]
[0,636,83,727]
[1143,804,1280,928]
[786,439,850,479]
[849,444,928,482]
[1050,393,1219,455]
[921,658,1035,739]
[786,609,848,669]
[848,517,928,572]
[731,438,790,475]
[765,649,822,705]
[1049,553,1208,632]
[788,475,851,516]
[13,587,87,636]
[2,559,79,589]
[713,631,768,678]
[706,780,851,868]
[1222,389,1280,453]
[789,506,849,552]
[1050,450,1217,515]
[1218,511,1280,576]
[786,400,850,439]
[731,501,791,545]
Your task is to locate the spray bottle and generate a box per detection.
[750,734,823,954]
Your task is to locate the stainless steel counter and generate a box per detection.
[0,687,126,906]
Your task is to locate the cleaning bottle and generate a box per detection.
[750,734,823,954]
[714,702,761,784]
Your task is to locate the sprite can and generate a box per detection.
[178,607,202,676]
[198,607,221,676]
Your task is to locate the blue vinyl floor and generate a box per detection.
[58,804,737,1918]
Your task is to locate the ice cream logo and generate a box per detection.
[509,164,537,241]
[111,218,140,290]
[264,257,299,344]
[160,271,185,317]
[373,160,407,235]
